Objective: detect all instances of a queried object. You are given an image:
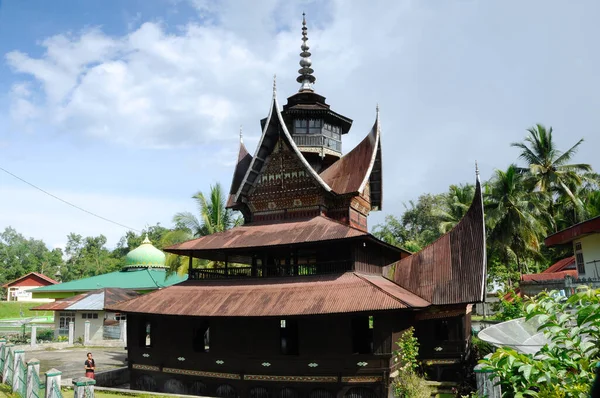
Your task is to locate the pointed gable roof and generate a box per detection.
[385,173,487,305]
[226,139,252,208]
[319,113,383,209]
[234,91,332,203]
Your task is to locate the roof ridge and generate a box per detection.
[353,272,427,308]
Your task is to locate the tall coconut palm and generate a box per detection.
[434,184,475,234]
[170,183,242,274]
[173,183,241,237]
[485,164,549,277]
[511,124,592,222]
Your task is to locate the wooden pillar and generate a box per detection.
[285,255,291,276]
[251,257,257,277]
[188,255,193,279]
[293,251,299,276]
[262,253,267,278]
[225,255,229,277]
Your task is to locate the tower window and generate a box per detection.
[294,119,308,133]
[280,318,298,355]
[308,119,322,134]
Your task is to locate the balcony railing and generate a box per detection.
[292,134,341,153]
[190,260,351,280]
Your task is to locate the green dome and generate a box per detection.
[125,236,167,268]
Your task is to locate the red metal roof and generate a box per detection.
[2,272,59,288]
[521,270,578,282]
[542,256,576,274]
[545,216,600,246]
[519,256,577,283]
[386,176,487,305]
[165,215,369,253]
[107,272,430,317]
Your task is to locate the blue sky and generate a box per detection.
[0,0,599,249]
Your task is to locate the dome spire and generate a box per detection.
[297,12,316,92]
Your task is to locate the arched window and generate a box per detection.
[216,384,236,398]
[344,387,378,398]
[309,389,334,398]
[279,387,298,398]
[250,386,270,398]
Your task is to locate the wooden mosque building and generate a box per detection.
[109,15,486,398]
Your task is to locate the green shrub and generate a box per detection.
[37,328,54,341]
[393,327,420,372]
[481,287,600,397]
[392,371,432,398]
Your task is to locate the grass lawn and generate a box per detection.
[0,302,52,320]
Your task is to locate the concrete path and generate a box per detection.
[26,346,127,385]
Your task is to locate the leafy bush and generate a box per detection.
[36,328,54,341]
[393,327,420,372]
[391,327,432,398]
[481,287,600,397]
[494,289,525,321]
[392,370,433,398]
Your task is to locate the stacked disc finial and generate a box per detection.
[297,13,316,92]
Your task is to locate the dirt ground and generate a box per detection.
[30,346,127,384]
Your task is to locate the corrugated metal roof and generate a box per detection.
[165,215,369,253]
[545,215,600,246]
[521,270,578,282]
[31,268,187,294]
[386,176,486,306]
[319,118,379,197]
[107,272,430,317]
[226,140,252,209]
[32,288,141,311]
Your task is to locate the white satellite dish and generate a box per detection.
[478,316,549,355]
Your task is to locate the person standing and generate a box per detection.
[84,352,95,379]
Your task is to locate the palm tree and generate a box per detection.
[170,183,242,274]
[511,124,592,223]
[173,183,241,237]
[434,184,475,234]
[485,165,549,277]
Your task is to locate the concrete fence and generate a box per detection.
[0,338,96,398]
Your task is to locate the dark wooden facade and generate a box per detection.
[126,309,470,397]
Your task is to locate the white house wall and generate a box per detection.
[579,234,600,278]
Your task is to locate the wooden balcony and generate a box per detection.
[190,260,352,280]
[292,134,341,153]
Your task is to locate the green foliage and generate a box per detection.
[494,290,526,321]
[391,328,433,398]
[392,371,433,398]
[393,327,420,372]
[481,287,600,398]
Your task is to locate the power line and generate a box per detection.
[0,165,141,232]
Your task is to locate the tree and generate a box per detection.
[173,183,241,237]
[373,193,446,252]
[511,124,592,225]
[170,183,242,274]
[485,164,548,277]
[0,227,63,285]
[433,183,475,234]
[63,233,119,281]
